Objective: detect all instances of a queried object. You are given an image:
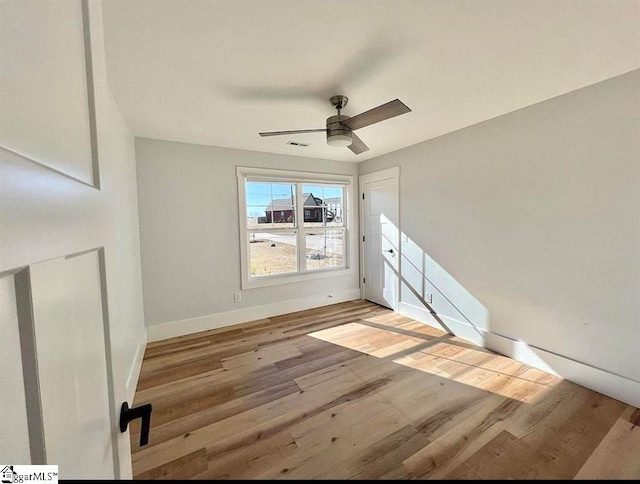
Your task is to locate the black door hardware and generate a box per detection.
[120,401,152,447]
[384,249,395,255]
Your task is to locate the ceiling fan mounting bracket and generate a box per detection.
[329,95,349,111]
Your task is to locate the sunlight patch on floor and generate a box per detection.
[309,321,426,358]
[309,320,561,404]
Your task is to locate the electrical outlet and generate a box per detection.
[234,292,241,303]
[425,293,433,304]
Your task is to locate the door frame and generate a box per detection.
[359,166,400,310]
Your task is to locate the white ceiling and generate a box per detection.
[102,0,640,163]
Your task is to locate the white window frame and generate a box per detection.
[237,166,355,289]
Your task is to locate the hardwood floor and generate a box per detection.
[130,300,640,480]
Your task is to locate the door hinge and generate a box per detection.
[363,277,366,284]
[362,193,365,200]
[362,235,365,242]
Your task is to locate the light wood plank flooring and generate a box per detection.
[130,300,640,479]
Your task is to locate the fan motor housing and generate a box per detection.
[326,114,352,138]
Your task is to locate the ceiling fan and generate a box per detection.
[259,95,411,155]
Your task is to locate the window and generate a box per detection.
[238,167,352,288]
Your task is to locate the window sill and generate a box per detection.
[241,266,354,290]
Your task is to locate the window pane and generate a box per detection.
[247,205,271,229]
[305,229,344,271]
[322,186,344,227]
[324,200,343,227]
[249,231,298,277]
[269,182,296,228]
[245,181,272,206]
[266,207,296,228]
[246,180,297,228]
[270,182,296,203]
[302,184,344,228]
[302,185,324,203]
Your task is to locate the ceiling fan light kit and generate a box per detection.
[327,133,352,147]
[259,95,411,155]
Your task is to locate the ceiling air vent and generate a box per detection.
[286,141,309,147]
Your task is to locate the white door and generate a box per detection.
[27,252,115,479]
[0,1,124,477]
[361,168,400,310]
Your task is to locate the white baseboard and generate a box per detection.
[399,302,640,408]
[399,302,488,346]
[147,288,362,343]
[126,329,147,403]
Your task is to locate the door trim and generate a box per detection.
[359,166,400,310]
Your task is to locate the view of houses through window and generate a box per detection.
[245,180,346,278]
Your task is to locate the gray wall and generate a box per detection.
[135,138,360,328]
[360,69,640,383]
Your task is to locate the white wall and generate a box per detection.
[0,1,144,475]
[135,138,360,338]
[360,70,640,390]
